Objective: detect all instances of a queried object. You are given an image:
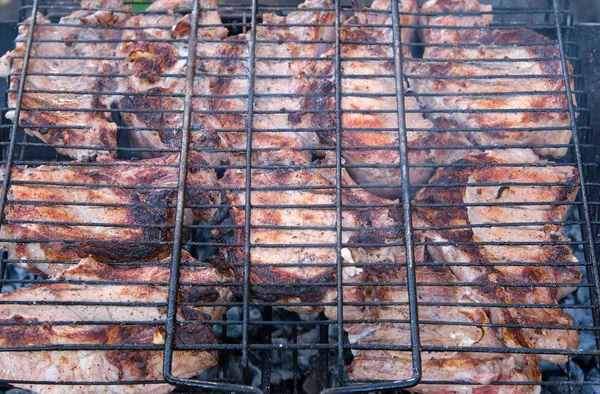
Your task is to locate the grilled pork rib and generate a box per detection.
[409,0,574,158]
[0,254,231,394]
[0,0,129,160]
[218,152,411,312]
[0,153,219,275]
[331,265,541,393]
[299,0,472,199]
[413,149,581,363]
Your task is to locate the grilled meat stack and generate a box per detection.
[298,0,473,199]
[121,0,336,165]
[194,0,336,166]
[0,0,128,160]
[327,264,542,393]
[413,149,581,364]
[118,0,228,160]
[0,0,584,392]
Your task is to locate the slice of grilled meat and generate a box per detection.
[218,152,410,313]
[0,0,128,160]
[122,0,335,165]
[54,250,235,321]
[118,0,228,161]
[350,351,540,394]
[298,0,472,199]
[193,0,336,166]
[0,153,220,275]
[409,0,573,158]
[413,149,581,363]
[0,253,229,394]
[329,264,541,393]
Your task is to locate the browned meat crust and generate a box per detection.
[409,0,574,158]
[413,149,581,363]
[0,0,130,160]
[0,254,227,394]
[55,250,235,321]
[121,0,335,166]
[218,152,412,312]
[0,153,219,275]
[0,324,217,394]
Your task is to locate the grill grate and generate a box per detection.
[0,0,599,392]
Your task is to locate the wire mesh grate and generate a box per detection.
[0,0,599,392]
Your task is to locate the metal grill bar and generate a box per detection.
[332,0,345,387]
[242,0,258,382]
[552,0,600,358]
[0,0,39,230]
[160,1,256,392]
[323,0,422,392]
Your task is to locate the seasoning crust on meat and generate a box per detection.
[0,253,230,394]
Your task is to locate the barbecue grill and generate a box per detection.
[0,0,599,392]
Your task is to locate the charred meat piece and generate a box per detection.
[0,254,229,394]
[0,0,129,160]
[118,0,228,161]
[329,264,541,393]
[193,0,336,166]
[0,153,220,275]
[299,0,472,199]
[409,0,573,158]
[55,250,235,321]
[122,0,335,165]
[413,149,581,363]
[218,152,410,313]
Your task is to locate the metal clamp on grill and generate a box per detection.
[0,0,598,392]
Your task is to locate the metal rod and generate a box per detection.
[0,0,40,232]
[332,0,345,387]
[323,0,422,392]
[161,1,257,392]
[241,0,258,382]
[552,0,600,361]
